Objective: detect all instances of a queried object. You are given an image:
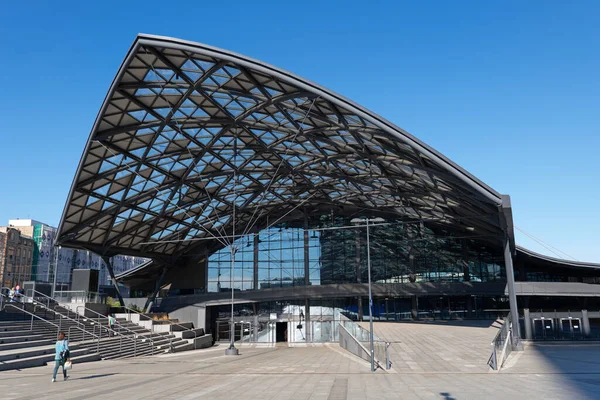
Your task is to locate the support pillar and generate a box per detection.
[411,295,418,320]
[144,266,168,312]
[582,309,591,337]
[304,213,310,286]
[358,296,364,321]
[466,296,474,319]
[253,314,259,342]
[253,233,259,290]
[462,240,470,282]
[503,238,522,348]
[523,308,533,339]
[517,258,527,282]
[103,256,125,307]
[305,298,311,342]
[355,227,362,284]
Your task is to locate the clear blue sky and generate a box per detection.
[0,1,598,261]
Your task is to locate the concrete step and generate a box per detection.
[71,352,102,364]
[101,345,162,360]
[0,347,92,371]
[0,341,87,362]
[170,322,194,331]
[172,342,195,352]
[0,333,50,343]
[181,328,205,339]
[0,338,55,351]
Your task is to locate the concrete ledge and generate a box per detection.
[192,334,214,349]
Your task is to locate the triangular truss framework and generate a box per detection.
[57,35,504,259]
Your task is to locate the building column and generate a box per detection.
[503,238,522,348]
[103,256,125,307]
[304,213,310,286]
[517,258,527,281]
[358,296,364,321]
[582,309,591,337]
[253,233,259,290]
[144,265,167,312]
[523,308,533,339]
[462,240,470,282]
[355,227,362,284]
[411,295,418,320]
[253,314,259,342]
[466,295,474,319]
[305,298,311,342]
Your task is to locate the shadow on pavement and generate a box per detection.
[74,373,118,380]
[509,343,600,399]
[439,393,457,400]
[388,319,500,329]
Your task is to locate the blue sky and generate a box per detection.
[0,1,598,261]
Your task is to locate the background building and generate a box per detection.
[5,219,148,288]
[0,226,34,287]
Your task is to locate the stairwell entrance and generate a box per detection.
[276,322,287,342]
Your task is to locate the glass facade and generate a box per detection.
[207,215,506,292]
[211,295,511,343]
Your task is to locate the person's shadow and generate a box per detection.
[440,393,457,400]
[73,373,118,380]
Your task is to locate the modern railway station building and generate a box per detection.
[56,35,600,343]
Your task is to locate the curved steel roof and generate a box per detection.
[516,246,600,270]
[57,34,505,258]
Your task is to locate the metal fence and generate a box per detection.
[338,319,391,370]
[488,315,512,371]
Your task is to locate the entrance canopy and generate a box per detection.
[57,34,506,260]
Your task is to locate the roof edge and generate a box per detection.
[517,245,600,269]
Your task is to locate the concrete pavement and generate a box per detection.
[2,340,600,399]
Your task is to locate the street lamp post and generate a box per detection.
[226,155,240,356]
[225,244,239,356]
[351,217,385,372]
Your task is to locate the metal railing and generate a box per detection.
[0,287,11,310]
[44,289,155,357]
[488,315,512,371]
[19,289,153,358]
[119,305,199,351]
[4,303,101,353]
[74,304,155,357]
[338,319,392,370]
[53,290,103,304]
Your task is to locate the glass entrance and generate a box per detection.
[559,317,582,339]
[533,317,555,339]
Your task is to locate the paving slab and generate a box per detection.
[1,339,599,399]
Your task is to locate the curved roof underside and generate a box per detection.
[57,34,505,259]
[516,246,600,270]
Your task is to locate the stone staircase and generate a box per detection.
[0,297,198,371]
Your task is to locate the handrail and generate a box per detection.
[67,324,101,354]
[337,320,392,370]
[488,315,512,371]
[25,289,55,310]
[20,290,122,357]
[24,289,152,358]
[5,303,59,330]
[53,290,104,304]
[120,305,199,350]
[5,304,101,355]
[21,290,92,333]
[0,287,10,310]
[74,304,154,357]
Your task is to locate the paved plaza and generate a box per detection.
[2,338,600,400]
[367,320,503,373]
